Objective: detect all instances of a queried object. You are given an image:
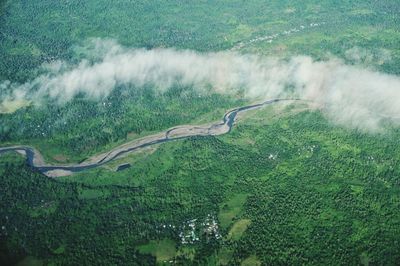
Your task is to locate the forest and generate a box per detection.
[1,0,399,162]
[1,0,400,157]
[0,85,243,162]
[1,0,400,265]
[1,105,400,265]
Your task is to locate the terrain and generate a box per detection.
[1,0,400,265]
[0,99,292,177]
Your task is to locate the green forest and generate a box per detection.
[1,0,400,161]
[2,105,400,265]
[1,0,400,265]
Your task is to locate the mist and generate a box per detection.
[1,38,400,131]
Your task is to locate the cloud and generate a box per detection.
[345,46,392,66]
[1,38,400,132]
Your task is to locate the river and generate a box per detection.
[0,99,294,176]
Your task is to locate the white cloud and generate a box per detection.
[1,38,400,131]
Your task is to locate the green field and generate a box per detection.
[218,193,248,229]
[137,239,177,263]
[228,219,251,241]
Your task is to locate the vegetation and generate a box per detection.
[0,85,244,162]
[227,219,251,241]
[218,193,248,229]
[1,0,399,160]
[1,0,400,265]
[1,0,399,83]
[137,239,177,263]
[1,104,400,265]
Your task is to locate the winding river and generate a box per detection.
[0,99,294,177]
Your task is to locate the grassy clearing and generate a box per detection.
[241,255,262,266]
[78,188,111,200]
[137,239,176,263]
[228,219,251,241]
[219,193,248,229]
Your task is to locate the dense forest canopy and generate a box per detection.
[0,0,399,265]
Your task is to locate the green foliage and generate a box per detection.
[1,0,399,82]
[2,106,400,264]
[0,86,244,162]
[1,0,400,265]
[1,0,400,160]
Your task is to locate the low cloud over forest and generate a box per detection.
[1,38,400,131]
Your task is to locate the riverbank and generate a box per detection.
[0,99,296,177]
